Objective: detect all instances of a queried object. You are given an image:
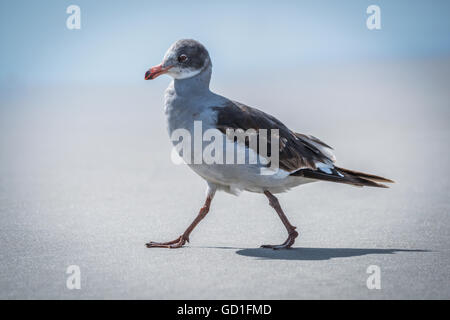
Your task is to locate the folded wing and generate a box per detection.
[212,101,335,172]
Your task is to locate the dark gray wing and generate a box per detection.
[212,101,334,172]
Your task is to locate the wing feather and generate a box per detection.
[212,101,334,172]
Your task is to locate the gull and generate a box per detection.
[144,39,393,249]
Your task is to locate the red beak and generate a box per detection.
[145,64,172,80]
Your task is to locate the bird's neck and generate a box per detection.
[172,63,212,97]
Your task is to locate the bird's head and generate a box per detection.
[145,39,211,80]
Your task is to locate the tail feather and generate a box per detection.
[335,167,394,183]
[292,166,394,188]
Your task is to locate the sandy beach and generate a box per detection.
[0,58,449,299]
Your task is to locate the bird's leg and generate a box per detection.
[146,187,215,249]
[261,190,299,249]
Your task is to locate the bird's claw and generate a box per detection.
[145,235,188,249]
[260,230,299,250]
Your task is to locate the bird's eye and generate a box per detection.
[178,54,188,63]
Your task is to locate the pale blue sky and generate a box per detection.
[1,0,449,85]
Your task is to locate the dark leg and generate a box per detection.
[146,190,215,249]
[261,190,299,249]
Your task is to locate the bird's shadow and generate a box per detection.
[203,246,428,261]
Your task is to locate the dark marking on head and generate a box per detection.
[171,39,210,70]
